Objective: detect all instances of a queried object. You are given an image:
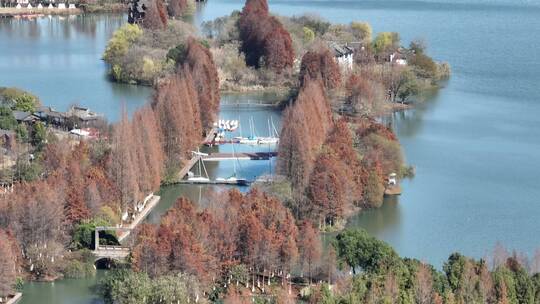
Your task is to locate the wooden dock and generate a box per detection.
[202,152,278,161]
[176,152,277,179]
[175,179,250,186]
[177,156,202,179]
[173,152,277,185]
[384,185,402,196]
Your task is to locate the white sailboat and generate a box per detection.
[215,119,239,132]
[236,117,259,145]
[257,117,279,145]
[187,150,210,182]
[216,144,249,186]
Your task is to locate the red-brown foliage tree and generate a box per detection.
[0,229,19,299]
[85,164,120,216]
[277,79,332,193]
[36,138,121,222]
[131,189,307,289]
[64,153,91,224]
[142,0,168,30]
[261,16,295,72]
[237,0,269,67]
[152,71,203,171]
[133,197,220,284]
[346,73,377,114]
[299,48,341,90]
[305,150,347,226]
[324,119,365,203]
[238,0,294,72]
[297,221,321,283]
[110,108,139,214]
[2,179,65,259]
[131,106,164,194]
[182,38,220,130]
[132,224,170,278]
[355,117,397,141]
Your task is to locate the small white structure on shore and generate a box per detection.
[58,3,66,9]
[26,3,32,8]
[48,3,54,8]
[37,3,43,9]
[68,3,75,9]
[16,3,22,8]
[329,42,355,71]
[388,173,397,186]
[390,51,408,66]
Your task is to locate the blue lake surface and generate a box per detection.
[2,0,540,302]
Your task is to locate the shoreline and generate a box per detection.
[6,293,22,304]
[0,5,127,17]
[0,7,83,17]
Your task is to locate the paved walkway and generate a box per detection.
[117,195,161,243]
[6,293,22,304]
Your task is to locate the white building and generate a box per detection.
[329,42,355,71]
[390,51,408,66]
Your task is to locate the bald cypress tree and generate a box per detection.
[238,0,294,72]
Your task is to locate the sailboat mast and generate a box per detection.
[232,142,237,176]
[202,159,209,179]
[271,116,279,137]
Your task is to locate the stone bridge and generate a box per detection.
[94,245,131,261]
[91,196,161,264]
[93,226,131,263]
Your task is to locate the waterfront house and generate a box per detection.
[66,105,104,128]
[389,50,408,65]
[34,106,67,128]
[13,110,39,124]
[329,42,355,71]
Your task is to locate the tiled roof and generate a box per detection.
[329,42,354,57]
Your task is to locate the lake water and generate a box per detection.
[0,14,151,122]
[3,0,540,302]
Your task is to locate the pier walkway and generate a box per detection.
[176,152,278,179]
[91,195,160,262]
[202,152,278,161]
